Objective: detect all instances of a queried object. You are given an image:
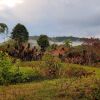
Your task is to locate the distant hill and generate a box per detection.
[29,36,86,42]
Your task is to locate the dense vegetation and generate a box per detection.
[0,51,100,100]
[11,23,29,43]
[0,23,100,100]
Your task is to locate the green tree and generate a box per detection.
[64,39,72,47]
[37,35,50,51]
[0,23,8,34]
[11,23,29,44]
[0,23,8,42]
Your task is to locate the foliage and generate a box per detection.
[11,23,29,43]
[0,52,42,85]
[37,35,50,51]
[0,23,8,42]
[0,51,12,85]
[56,77,100,100]
[84,38,100,63]
[0,76,100,100]
[41,54,62,78]
[64,39,72,47]
[51,44,58,50]
[0,23,8,34]
[61,66,94,78]
[10,69,41,84]
[46,44,57,52]
[63,44,99,65]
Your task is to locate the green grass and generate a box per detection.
[0,61,100,100]
[0,76,100,100]
[17,61,100,78]
[62,63,100,78]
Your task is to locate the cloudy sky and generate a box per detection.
[0,0,100,38]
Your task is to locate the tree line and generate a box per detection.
[0,23,100,65]
[0,23,50,61]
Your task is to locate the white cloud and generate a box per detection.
[0,0,100,38]
[0,0,23,10]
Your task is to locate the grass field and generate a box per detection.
[17,61,100,78]
[0,61,100,100]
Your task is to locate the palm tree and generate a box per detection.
[64,39,72,48]
[0,23,8,42]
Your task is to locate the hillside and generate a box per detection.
[29,36,86,42]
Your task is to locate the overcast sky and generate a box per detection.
[0,0,100,38]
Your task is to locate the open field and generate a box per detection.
[0,61,100,100]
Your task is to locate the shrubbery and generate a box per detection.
[10,69,41,84]
[41,54,62,79]
[63,67,94,78]
[57,77,100,100]
[0,51,12,85]
[58,65,96,79]
[0,51,41,85]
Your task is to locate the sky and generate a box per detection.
[0,0,100,38]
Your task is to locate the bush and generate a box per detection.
[0,51,12,85]
[11,71,24,83]
[0,51,42,85]
[61,66,95,78]
[10,67,42,84]
[41,54,62,79]
[57,77,100,100]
